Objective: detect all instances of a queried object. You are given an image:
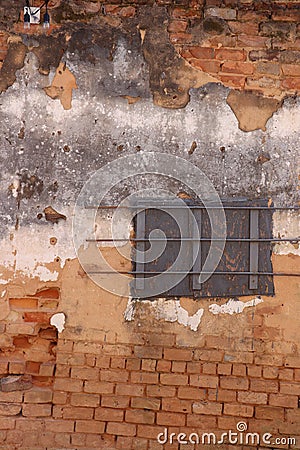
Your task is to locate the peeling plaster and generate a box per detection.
[50,312,66,333]
[227,91,282,132]
[124,298,204,331]
[209,296,264,315]
[44,61,77,110]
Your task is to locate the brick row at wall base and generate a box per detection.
[0,334,299,449]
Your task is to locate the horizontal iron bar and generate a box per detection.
[85,205,300,210]
[88,271,300,276]
[86,238,299,242]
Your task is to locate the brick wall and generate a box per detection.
[0,1,299,449]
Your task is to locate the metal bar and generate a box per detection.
[192,208,202,290]
[85,205,300,210]
[249,210,259,289]
[89,271,300,276]
[86,238,300,242]
[135,206,145,291]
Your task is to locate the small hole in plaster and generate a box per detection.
[50,237,57,246]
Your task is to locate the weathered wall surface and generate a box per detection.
[0,1,299,449]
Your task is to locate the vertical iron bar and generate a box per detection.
[192,208,202,290]
[135,206,146,291]
[249,210,259,289]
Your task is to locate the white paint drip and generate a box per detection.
[50,312,66,333]
[124,298,204,331]
[209,296,263,315]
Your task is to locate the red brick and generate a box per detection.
[32,288,60,299]
[156,412,185,426]
[171,361,186,373]
[62,406,94,420]
[8,361,25,375]
[224,403,254,417]
[255,405,284,420]
[255,354,283,366]
[228,20,259,35]
[75,419,105,434]
[0,417,16,430]
[280,381,300,395]
[22,404,51,417]
[84,380,114,394]
[106,422,136,437]
[131,397,160,410]
[263,366,278,379]
[9,298,38,310]
[54,378,83,393]
[95,355,110,369]
[222,61,254,75]
[134,346,162,360]
[24,389,52,403]
[101,369,129,383]
[39,363,55,377]
[169,33,193,44]
[125,409,155,424]
[189,46,214,59]
[237,391,268,404]
[146,385,176,398]
[220,376,249,390]
[218,416,240,430]
[116,384,144,397]
[141,359,156,372]
[162,398,191,413]
[52,392,67,405]
[95,407,124,422]
[131,372,158,384]
[178,386,206,400]
[160,373,188,386]
[70,393,100,407]
[46,419,74,432]
[24,312,50,323]
[208,388,236,402]
[137,424,166,440]
[187,414,217,429]
[192,401,222,415]
[56,352,85,366]
[250,379,278,393]
[215,48,246,61]
[285,356,300,368]
[186,362,201,373]
[220,74,246,88]
[238,35,271,48]
[190,374,218,388]
[278,368,294,380]
[102,395,130,408]
[232,364,247,377]
[0,391,22,403]
[167,20,188,33]
[269,393,298,408]
[111,357,126,369]
[191,59,221,73]
[126,359,140,371]
[163,348,193,361]
[0,404,21,416]
[71,367,99,380]
[194,349,223,362]
[172,7,203,19]
[218,363,232,375]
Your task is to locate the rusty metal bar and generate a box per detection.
[88,271,300,276]
[85,205,300,210]
[86,238,299,242]
[249,210,259,289]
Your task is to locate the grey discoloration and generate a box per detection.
[0,16,299,273]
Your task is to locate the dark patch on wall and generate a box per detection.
[0,40,27,93]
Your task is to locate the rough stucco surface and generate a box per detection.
[0,4,299,449]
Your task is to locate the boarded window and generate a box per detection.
[131,198,274,299]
